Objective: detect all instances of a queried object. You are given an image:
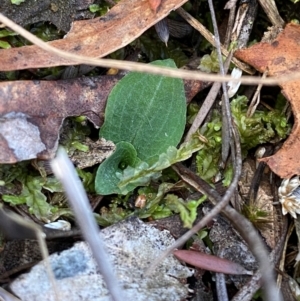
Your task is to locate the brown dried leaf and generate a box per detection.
[235,23,300,178]
[0,0,187,71]
[0,75,120,163]
[0,73,208,164]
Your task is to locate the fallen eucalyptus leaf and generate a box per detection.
[174,250,253,275]
[0,0,188,71]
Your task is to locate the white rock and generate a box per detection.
[11,218,193,301]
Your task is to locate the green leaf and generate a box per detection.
[0,29,18,39]
[3,176,52,221]
[77,169,96,193]
[89,4,101,12]
[89,3,109,15]
[0,41,11,49]
[100,59,186,164]
[165,194,207,228]
[196,94,291,183]
[42,177,63,193]
[2,195,26,205]
[96,59,187,195]
[198,50,225,73]
[116,136,204,194]
[11,0,25,4]
[95,142,139,195]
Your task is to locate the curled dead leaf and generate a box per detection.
[235,23,300,178]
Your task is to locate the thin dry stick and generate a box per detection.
[277,223,293,290]
[223,3,237,48]
[247,70,268,117]
[232,217,288,301]
[216,249,229,301]
[176,7,253,74]
[224,0,239,10]
[236,0,258,49]
[231,4,249,42]
[0,207,60,301]
[216,272,229,301]
[36,233,61,301]
[257,0,284,27]
[184,0,239,142]
[0,13,299,86]
[51,148,125,301]
[207,0,232,163]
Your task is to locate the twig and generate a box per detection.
[51,148,125,301]
[207,0,232,164]
[216,272,229,301]
[223,3,237,48]
[216,250,229,301]
[176,7,253,74]
[0,13,298,86]
[0,287,22,301]
[247,70,268,117]
[257,0,285,27]
[232,216,288,301]
[224,0,239,10]
[277,222,293,289]
[231,3,249,43]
